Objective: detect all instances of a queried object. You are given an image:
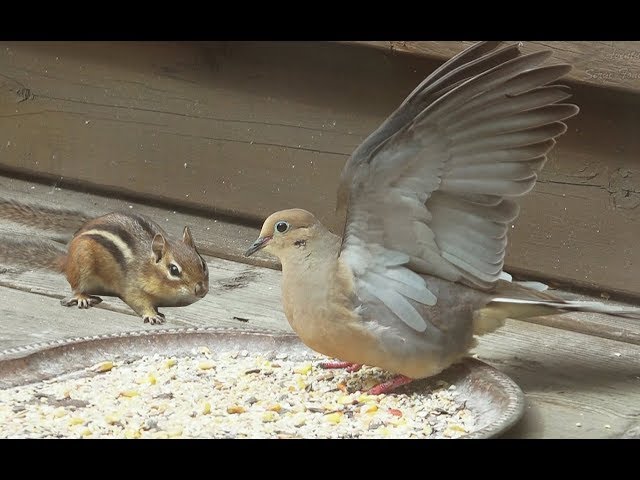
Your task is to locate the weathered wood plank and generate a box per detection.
[0,41,364,230]
[2,177,640,344]
[2,244,640,362]
[348,41,640,94]
[0,175,279,270]
[0,286,160,348]
[0,256,291,345]
[0,42,638,296]
[475,320,640,439]
[0,242,640,345]
[1,276,639,438]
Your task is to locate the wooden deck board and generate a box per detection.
[2,254,640,438]
[0,175,279,270]
[1,42,639,296]
[0,256,292,343]
[347,41,640,94]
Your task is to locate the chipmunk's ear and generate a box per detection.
[152,233,167,262]
[182,226,195,248]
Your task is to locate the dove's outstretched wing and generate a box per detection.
[338,41,578,333]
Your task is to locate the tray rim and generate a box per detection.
[0,327,526,439]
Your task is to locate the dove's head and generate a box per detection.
[245,208,320,260]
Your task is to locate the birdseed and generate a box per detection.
[0,349,477,438]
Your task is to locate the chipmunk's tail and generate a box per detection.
[0,233,66,273]
[0,196,90,233]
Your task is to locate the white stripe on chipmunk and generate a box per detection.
[79,229,134,262]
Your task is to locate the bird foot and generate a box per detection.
[319,361,362,373]
[367,375,414,395]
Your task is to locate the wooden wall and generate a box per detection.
[0,41,638,297]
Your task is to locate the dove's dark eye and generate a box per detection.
[276,221,290,233]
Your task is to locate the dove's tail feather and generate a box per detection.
[498,271,549,292]
[511,281,549,292]
[473,297,640,335]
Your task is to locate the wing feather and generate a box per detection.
[338,42,578,332]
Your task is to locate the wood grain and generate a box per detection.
[2,240,640,363]
[475,320,640,439]
[1,267,639,439]
[348,41,640,93]
[0,175,279,269]
[0,42,638,295]
[0,256,292,347]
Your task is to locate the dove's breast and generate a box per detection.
[279,251,482,378]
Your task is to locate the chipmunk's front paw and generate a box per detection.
[61,294,102,309]
[142,312,166,325]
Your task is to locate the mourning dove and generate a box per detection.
[245,41,640,395]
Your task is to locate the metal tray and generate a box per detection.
[0,328,525,438]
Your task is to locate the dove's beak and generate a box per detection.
[245,236,271,257]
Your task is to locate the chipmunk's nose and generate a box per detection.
[195,281,208,298]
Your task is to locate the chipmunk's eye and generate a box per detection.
[275,221,290,233]
[169,264,181,277]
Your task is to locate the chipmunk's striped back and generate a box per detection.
[73,212,167,269]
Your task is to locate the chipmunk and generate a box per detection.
[0,197,209,324]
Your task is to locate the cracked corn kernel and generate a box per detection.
[227,405,245,414]
[444,424,466,437]
[267,404,281,412]
[364,405,378,414]
[147,373,157,385]
[80,428,92,437]
[294,363,312,375]
[262,411,279,423]
[68,417,85,426]
[198,361,216,371]
[164,358,177,368]
[124,429,141,439]
[202,402,211,415]
[52,407,66,418]
[119,390,139,398]
[92,361,114,373]
[357,394,377,403]
[325,412,342,424]
[105,414,120,425]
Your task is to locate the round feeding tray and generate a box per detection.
[0,328,525,438]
